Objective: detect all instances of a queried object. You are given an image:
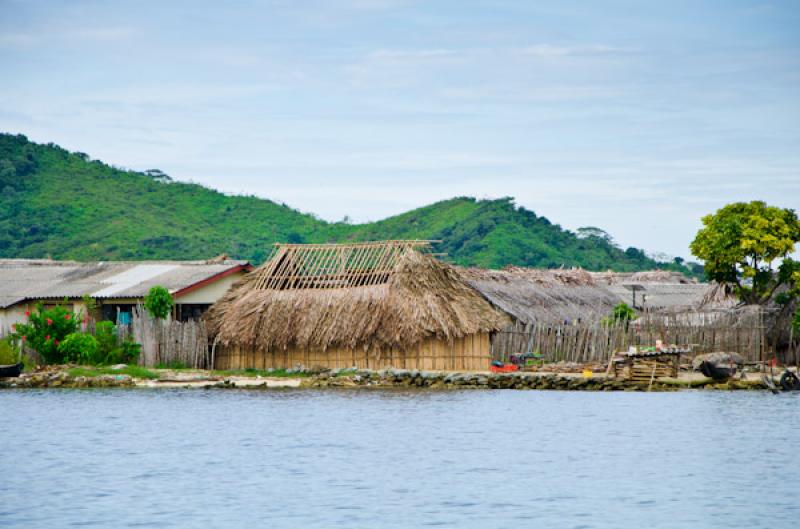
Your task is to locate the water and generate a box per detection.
[1,389,798,529]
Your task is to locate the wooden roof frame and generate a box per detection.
[253,240,438,290]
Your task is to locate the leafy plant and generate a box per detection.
[90,320,141,364]
[144,286,173,320]
[58,333,99,364]
[0,337,20,364]
[691,201,800,304]
[10,302,80,363]
[602,303,637,326]
[95,321,117,357]
[81,294,97,313]
[794,307,800,333]
[105,336,141,365]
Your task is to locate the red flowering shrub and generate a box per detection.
[11,303,80,364]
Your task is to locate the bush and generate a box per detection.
[11,303,80,363]
[58,333,99,364]
[144,286,173,320]
[0,337,20,364]
[104,335,141,365]
[95,321,117,358]
[602,303,637,327]
[90,321,141,365]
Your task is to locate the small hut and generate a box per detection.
[205,241,510,371]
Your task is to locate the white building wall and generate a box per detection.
[174,272,245,304]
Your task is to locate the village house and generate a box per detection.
[205,241,510,371]
[0,258,252,335]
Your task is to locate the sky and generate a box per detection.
[1,0,798,259]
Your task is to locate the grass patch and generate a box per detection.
[67,365,159,379]
[155,361,190,370]
[211,368,311,378]
[335,369,358,377]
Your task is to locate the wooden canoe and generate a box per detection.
[0,362,23,378]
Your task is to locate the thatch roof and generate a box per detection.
[206,241,509,352]
[459,267,621,324]
[591,271,739,312]
[697,281,738,309]
[590,270,696,285]
[461,267,735,323]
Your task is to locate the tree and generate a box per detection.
[576,226,613,243]
[624,247,646,261]
[144,286,173,319]
[690,201,800,305]
[601,302,637,327]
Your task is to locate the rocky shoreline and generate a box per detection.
[0,366,774,391]
[303,369,768,391]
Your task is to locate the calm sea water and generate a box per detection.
[1,388,798,529]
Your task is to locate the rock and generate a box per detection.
[692,352,744,371]
[109,364,128,370]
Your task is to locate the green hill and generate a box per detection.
[0,133,701,276]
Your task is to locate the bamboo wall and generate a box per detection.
[492,312,770,364]
[214,333,491,371]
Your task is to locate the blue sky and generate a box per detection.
[1,0,798,259]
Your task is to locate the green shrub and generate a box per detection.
[11,303,80,363]
[89,321,142,365]
[104,335,141,365]
[95,321,117,357]
[144,286,173,320]
[0,337,20,364]
[58,333,99,364]
[602,303,637,327]
[611,302,637,322]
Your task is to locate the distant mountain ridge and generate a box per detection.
[0,133,701,278]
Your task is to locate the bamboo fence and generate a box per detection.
[491,310,773,364]
[123,306,210,368]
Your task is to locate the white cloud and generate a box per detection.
[368,48,456,60]
[521,43,631,57]
[0,33,39,46]
[67,27,138,40]
[0,26,138,48]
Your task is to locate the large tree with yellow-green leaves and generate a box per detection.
[690,201,800,306]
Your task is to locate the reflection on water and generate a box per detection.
[1,389,799,528]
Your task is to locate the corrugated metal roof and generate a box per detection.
[0,259,250,308]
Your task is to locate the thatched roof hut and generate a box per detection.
[206,241,510,371]
[458,267,621,325]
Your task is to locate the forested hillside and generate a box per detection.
[0,133,701,276]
